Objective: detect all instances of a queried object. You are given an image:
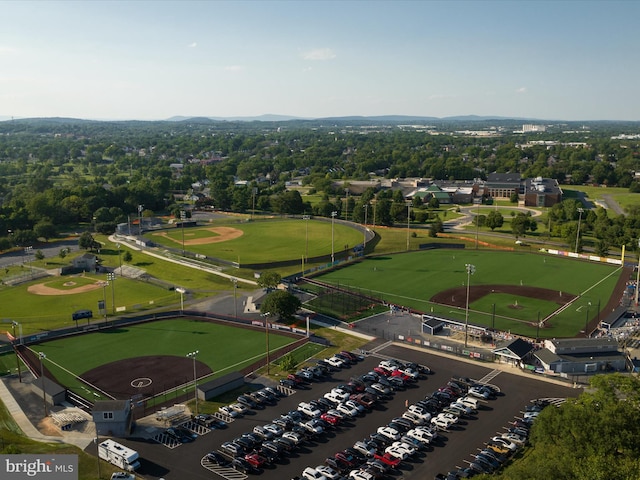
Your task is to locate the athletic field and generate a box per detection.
[29,318,299,401]
[150,218,364,263]
[313,250,624,337]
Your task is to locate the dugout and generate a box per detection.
[198,371,245,401]
[421,316,445,335]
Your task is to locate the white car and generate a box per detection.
[431,415,454,431]
[458,396,480,410]
[412,425,439,438]
[468,385,491,399]
[437,412,459,424]
[349,469,376,480]
[401,411,426,425]
[315,465,341,480]
[336,402,359,418]
[489,436,518,452]
[353,440,376,457]
[324,390,349,404]
[298,402,322,418]
[384,444,409,460]
[110,474,135,480]
[326,356,346,368]
[389,440,416,457]
[377,426,401,441]
[282,431,304,445]
[407,404,432,421]
[302,466,328,480]
[218,405,240,417]
[263,423,284,437]
[406,428,432,445]
[229,402,248,414]
[502,432,527,445]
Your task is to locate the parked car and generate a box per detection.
[376,426,401,441]
[231,457,259,474]
[205,451,230,466]
[218,405,240,418]
[315,465,342,480]
[237,394,260,409]
[302,466,328,480]
[220,441,246,457]
[245,452,268,468]
[110,473,135,480]
[373,452,401,468]
[353,440,377,457]
[229,403,249,414]
[165,427,193,443]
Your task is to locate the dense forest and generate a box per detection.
[0,117,639,252]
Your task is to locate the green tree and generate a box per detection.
[485,210,504,231]
[122,250,132,263]
[78,231,95,250]
[34,249,45,261]
[260,290,301,321]
[257,271,282,291]
[34,221,57,241]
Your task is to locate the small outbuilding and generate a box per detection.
[197,371,245,401]
[492,338,535,365]
[421,316,445,335]
[92,399,134,437]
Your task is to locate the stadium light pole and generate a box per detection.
[101,281,108,324]
[406,202,411,251]
[12,321,21,382]
[107,272,115,314]
[575,207,584,253]
[116,243,122,276]
[331,211,337,263]
[263,313,271,375]
[303,215,310,263]
[176,287,186,312]
[635,239,640,307]
[138,204,144,237]
[464,263,476,348]
[475,200,480,249]
[363,204,368,250]
[186,351,199,415]
[38,352,47,416]
[231,278,238,318]
[584,302,591,336]
[180,210,186,255]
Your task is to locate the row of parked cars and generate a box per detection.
[300,357,433,480]
[218,386,285,418]
[436,398,551,479]
[210,351,376,475]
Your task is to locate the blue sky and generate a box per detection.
[1,1,638,121]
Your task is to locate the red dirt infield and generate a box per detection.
[82,355,212,400]
[430,284,577,309]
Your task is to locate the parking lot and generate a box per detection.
[122,344,579,479]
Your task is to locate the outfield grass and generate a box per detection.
[0,274,179,335]
[148,219,364,264]
[31,318,297,400]
[314,249,622,337]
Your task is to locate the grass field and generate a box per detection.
[149,218,364,264]
[29,318,297,400]
[0,273,178,335]
[313,249,623,337]
[563,185,640,212]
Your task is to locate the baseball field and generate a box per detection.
[150,218,364,263]
[29,318,299,401]
[312,249,625,338]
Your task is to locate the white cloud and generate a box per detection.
[516,87,527,94]
[187,42,197,48]
[224,65,243,72]
[302,48,336,61]
[0,46,17,55]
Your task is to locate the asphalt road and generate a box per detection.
[120,344,579,480]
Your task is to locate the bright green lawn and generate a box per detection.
[315,249,622,337]
[31,318,297,400]
[563,185,640,212]
[148,219,364,263]
[0,274,177,335]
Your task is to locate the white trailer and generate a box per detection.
[98,439,140,472]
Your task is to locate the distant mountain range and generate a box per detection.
[0,114,538,123]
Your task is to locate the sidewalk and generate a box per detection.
[0,372,95,450]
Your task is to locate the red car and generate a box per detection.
[373,366,391,377]
[321,412,341,426]
[391,370,411,382]
[244,452,267,468]
[374,452,402,468]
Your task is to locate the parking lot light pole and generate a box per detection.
[585,302,591,336]
[406,202,411,251]
[231,278,238,318]
[180,210,186,255]
[303,215,310,264]
[116,243,122,276]
[363,204,368,250]
[186,350,199,415]
[38,352,47,416]
[464,263,476,348]
[331,211,337,263]
[176,287,186,312]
